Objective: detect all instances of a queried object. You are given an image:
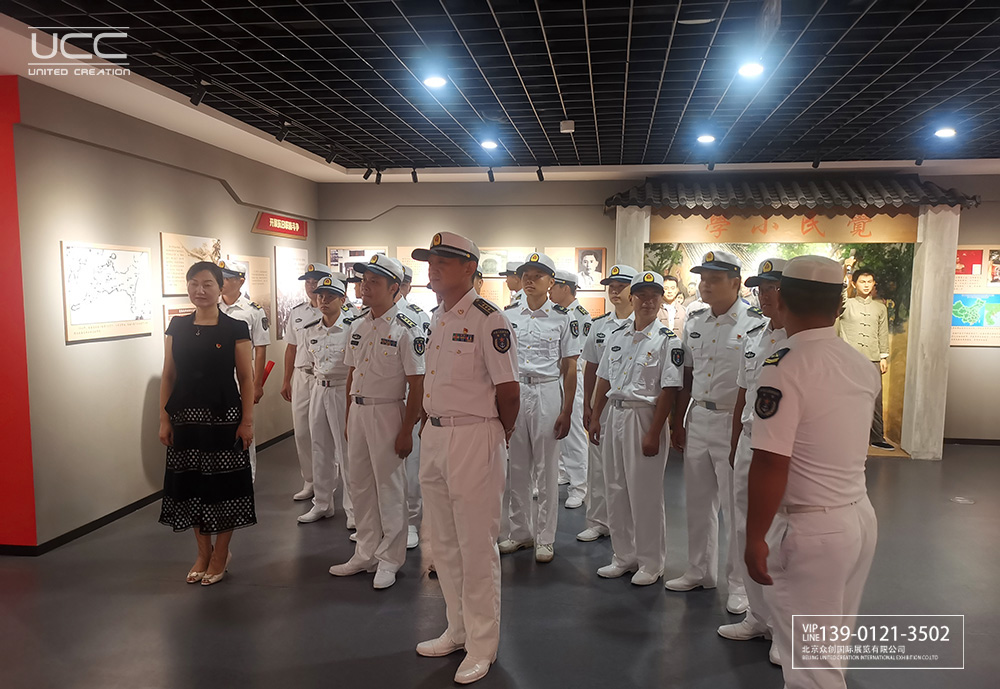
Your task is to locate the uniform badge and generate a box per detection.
[611,345,621,352]
[529,253,540,262]
[369,255,379,264]
[660,327,675,338]
[583,322,592,336]
[262,316,270,331]
[610,266,620,276]
[570,320,579,337]
[761,260,773,273]
[690,331,701,339]
[380,338,398,347]
[422,322,429,333]
[492,328,511,353]
[704,251,715,262]
[671,348,684,366]
[596,333,606,343]
[763,347,790,366]
[310,339,318,345]
[452,332,475,343]
[755,386,782,419]
[745,350,755,359]
[413,337,426,355]
[643,272,655,283]
[432,233,442,246]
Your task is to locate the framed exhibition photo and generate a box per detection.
[478,247,536,277]
[160,232,222,296]
[274,245,309,340]
[327,246,388,280]
[61,241,153,343]
[575,247,607,290]
[951,245,1000,347]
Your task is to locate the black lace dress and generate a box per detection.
[159,310,256,533]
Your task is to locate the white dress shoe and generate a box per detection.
[416,635,465,657]
[293,485,314,501]
[454,654,494,685]
[406,525,419,549]
[597,562,637,578]
[664,572,714,591]
[564,495,584,509]
[558,475,570,486]
[498,539,533,554]
[727,593,749,614]
[718,617,770,641]
[372,568,396,589]
[630,570,660,586]
[297,506,335,524]
[576,526,609,542]
[769,640,781,666]
[329,559,377,576]
[349,532,357,542]
[534,543,554,563]
[346,517,356,530]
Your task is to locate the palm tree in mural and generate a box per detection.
[644,243,684,276]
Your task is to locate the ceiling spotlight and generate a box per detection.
[697,134,716,144]
[812,159,821,169]
[363,167,373,180]
[481,139,498,150]
[375,169,382,185]
[536,166,544,182]
[189,79,209,106]
[707,161,715,171]
[423,76,447,88]
[738,62,764,78]
[488,167,495,183]
[275,121,290,142]
[934,127,956,138]
[325,146,336,164]
[411,168,418,183]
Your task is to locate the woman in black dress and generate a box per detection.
[158,261,256,585]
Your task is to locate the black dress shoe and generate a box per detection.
[871,441,894,450]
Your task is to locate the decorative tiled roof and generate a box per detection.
[606,175,980,211]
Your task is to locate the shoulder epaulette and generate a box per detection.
[396,313,419,329]
[612,322,630,334]
[749,306,764,317]
[576,305,589,316]
[747,322,766,335]
[293,301,308,309]
[659,327,676,338]
[553,304,569,314]
[343,308,369,326]
[304,318,322,329]
[407,303,424,314]
[593,312,610,321]
[341,304,352,313]
[688,306,709,317]
[249,301,262,310]
[474,298,498,316]
[504,303,519,311]
[763,347,790,367]
[430,305,439,314]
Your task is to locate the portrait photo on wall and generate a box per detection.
[576,247,607,290]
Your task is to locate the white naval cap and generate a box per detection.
[313,276,347,297]
[354,253,405,283]
[298,262,333,280]
[517,252,557,277]
[630,270,665,291]
[601,264,639,285]
[782,255,844,285]
[553,268,578,287]
[500,261,521,277]
[402,265,414,283]
[690,249,741,274]
[331,271,350,282]
[216,260,245,279]
[411,232,481,262]
[745,257,788,287]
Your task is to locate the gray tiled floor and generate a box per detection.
[1,441,995,689]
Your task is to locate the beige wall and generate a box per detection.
[927,175,1000,440]
[15,81,316,543]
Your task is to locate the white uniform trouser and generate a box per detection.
[504,380,561,546]
[605,404,669,575]
[765,496,877,689]
[733,428,784,629]
[291,368,314,488]
[420,418,506,660]
[558,362,588,500]
[406,422,422,526]
[584,403,610,530]
[308,382,352,518]
[683,403,743,593]
[346,402,407,572]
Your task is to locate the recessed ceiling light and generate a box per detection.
[481,139,498,150]
[423,76,447,88]
[738,62,764,78]
[697,134,716,144]
[934,127,956,138]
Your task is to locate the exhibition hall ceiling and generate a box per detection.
[5,0,1000,172]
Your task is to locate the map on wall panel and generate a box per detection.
[60,241,153,343]
[952,246,1000,347]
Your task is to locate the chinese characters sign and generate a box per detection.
[651,211,917,244]
[252,212,308,240]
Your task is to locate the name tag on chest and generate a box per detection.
[452,333,475,343]
[380,338,398,347]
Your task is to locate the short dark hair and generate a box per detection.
[663,274,680,286]
[851,268,875,284]
[779,276,843,318]
[186,261,223,288]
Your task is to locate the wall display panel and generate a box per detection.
[163,302,196,331]
[274,245,309,340]
[396,247,430,287]
[578,294,608,318]
[951,246,1000,347]
[479,247,536,277]
[227,253,273,346]
[60,241,153,343]
[478,277,513,308]
[160,232,222,296]
[327,246,388,280]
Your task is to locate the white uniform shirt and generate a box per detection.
[305,314,356,381]
[581,311,634,366]
[751,326,880,507]
[737,321,788,429]
[423,289,519,420]
[567,299,593,371]
[220,295,269,347]
[345,304,425,400]
[287,301,323,369]
[682,299,765,407]
[505,298,582,378]
[397,295,431,333]
[597,320,684,404]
